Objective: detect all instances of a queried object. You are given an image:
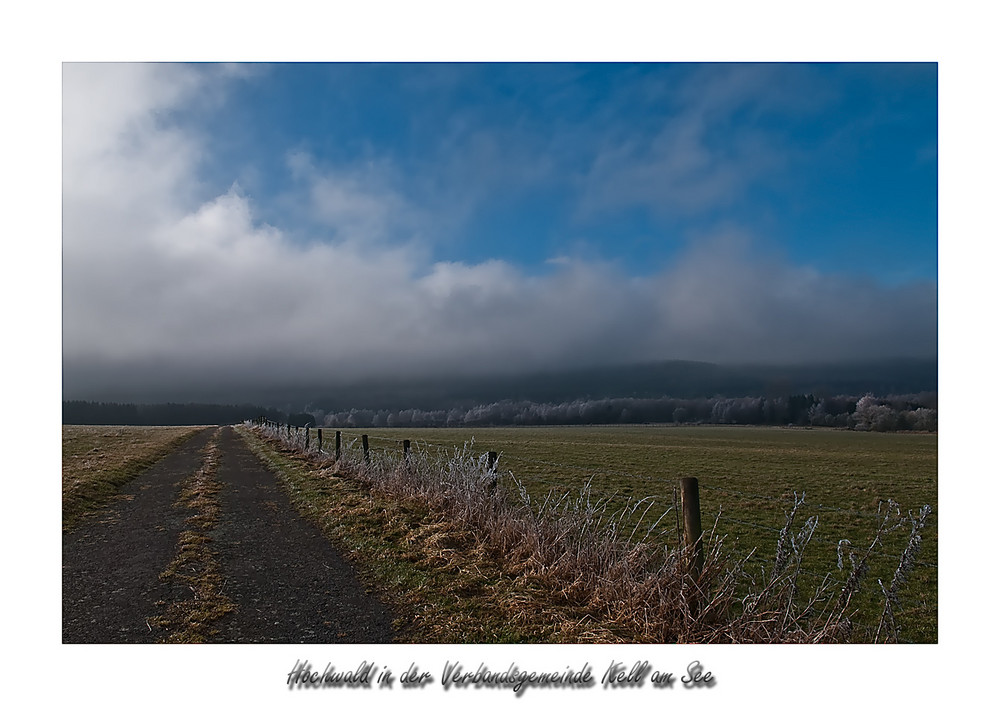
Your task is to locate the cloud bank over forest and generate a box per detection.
[62,64,937,403]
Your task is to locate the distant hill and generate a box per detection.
[63,357,937,420]
[306,358,937,412]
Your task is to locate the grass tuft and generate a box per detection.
[149,430,236,642]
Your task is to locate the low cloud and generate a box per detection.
[62,64,937,403]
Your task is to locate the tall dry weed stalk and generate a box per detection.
[249,422,930,643]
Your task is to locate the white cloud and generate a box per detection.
[285,151,424,243]
[647,232,936,363]
[62,64,937,402]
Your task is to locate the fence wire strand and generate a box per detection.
[341,430,930,524]
[258,422,938,569]
[250,421,936,643]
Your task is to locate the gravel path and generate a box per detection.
[62,426,396,643]
[209,426,394,642]
[62,427,217,643]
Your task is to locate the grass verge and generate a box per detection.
[235,426,635,643]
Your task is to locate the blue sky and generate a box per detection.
[195,63,936,281]
[61,62,937,401]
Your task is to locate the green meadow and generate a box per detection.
[318,424,938,642]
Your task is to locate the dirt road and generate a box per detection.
[62,426,396,643]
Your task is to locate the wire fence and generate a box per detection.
[332,434,938,556]
[249,418,936,643]
[254,419,937,565]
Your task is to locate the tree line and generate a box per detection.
[317,391,937,432]
[63,392,937,432]
[62,401,306,427]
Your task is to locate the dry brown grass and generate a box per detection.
[62,425,208,531]
[321,424,937,642]
[238,428,630,642]
[149,430,236,642]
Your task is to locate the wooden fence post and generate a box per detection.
[680,477,704,579]
[317,428,323,452]
[487,451,498,494]
[403,439,410,459]
[335,431,341,461]
[362,434,370,462]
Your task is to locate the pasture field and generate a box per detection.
[62,425,208,530]
[318,424,938,642]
